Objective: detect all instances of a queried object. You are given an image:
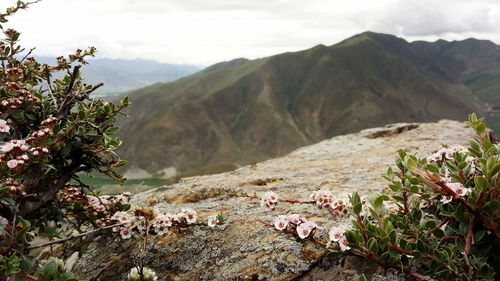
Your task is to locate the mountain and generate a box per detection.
[37,57,202,95]
[117,32,499,176]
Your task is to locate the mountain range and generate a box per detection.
[116,31,500,177]
[37,57,202,95]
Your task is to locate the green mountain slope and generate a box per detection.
[117,32,493,176]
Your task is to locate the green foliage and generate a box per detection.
[35,258,82,281]
[341,113,499,280]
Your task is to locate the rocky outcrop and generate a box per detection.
[69,120,474,280]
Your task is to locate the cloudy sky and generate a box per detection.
[5,0,500,65]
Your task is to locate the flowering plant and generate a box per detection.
[255,114,499,281]
[0,1,130,279]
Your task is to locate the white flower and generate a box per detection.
[296,221,318,239]
[448,182,471,197]
[440,195,453,204]
[338,235,350,251]
[1,142,15,153]
[273,215,288,230]
[296,223,312,239]
[260,192,279,210]
[127,267,158,281]
[181,208,197,224]
[7,159,18,169]
[0,119,10,133]
[120,228,132,239]
[328,226,343,242]
[112,211,133,223]
[207,215,219,228]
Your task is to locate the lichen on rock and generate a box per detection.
[68,120,474,280]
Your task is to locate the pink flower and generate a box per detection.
[296,223,312,239]
[273,215,289,230]
[296,221,318,239]
[328,226,343,242]
[120,228,132,239]
[0,119,10,133]
[1,142,15,153]
[181,208,197,224]
[338,235,350,251]
[301,221,319,231]
[7,159,18,169]
[285,214,304,225]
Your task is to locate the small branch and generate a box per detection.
[428,217,452,234]
[16,271,37,280]
[27,223,124,250]
[20,47,35,63]
[82,82,104,96]
[462,252,474,278]
[465,217,474,256]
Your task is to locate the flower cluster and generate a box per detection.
[426,145,469,163]
[260,191,279,210]
[58,186,131,226]
[310,189,334,208]
[273,214,319,239]
[0,116,54,171]
[328,226,350,251]
[439,179,472,204]
[111,207,222,239]
[127,267,158,281]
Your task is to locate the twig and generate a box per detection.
[462,252,474,278]
[428,217,452,234]
[20,47,35,63]
[465,217,474,256]
[15,271,37,280]
[27,223,124,250]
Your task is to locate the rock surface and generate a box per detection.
[69,120,474,281]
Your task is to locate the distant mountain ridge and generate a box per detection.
[117,31,500,176]
[37,57,202,95]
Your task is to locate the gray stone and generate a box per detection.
[69,120,473,280]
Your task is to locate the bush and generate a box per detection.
[259,113,499,280]
[0,1,129,279]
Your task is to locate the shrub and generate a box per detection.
[0,1,130,279]
[255,113,499,280]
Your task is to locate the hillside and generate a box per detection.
[37,57,201,95]
[117,32,498,176]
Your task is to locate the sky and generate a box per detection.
[5,0,500,66]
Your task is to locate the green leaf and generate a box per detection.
[353,203,362,215]
[474,176,487,190]
[426,164,439,173]
[105,126,120,135]
[358,274,368,281]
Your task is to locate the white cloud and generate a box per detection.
[3,0,500,65]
